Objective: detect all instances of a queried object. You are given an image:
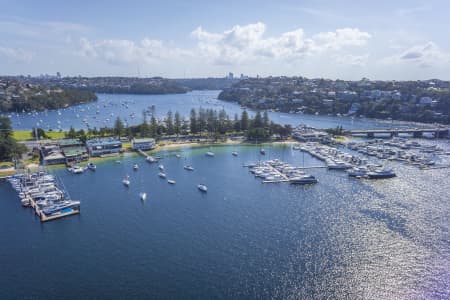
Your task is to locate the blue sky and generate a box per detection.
[1,0,449,79]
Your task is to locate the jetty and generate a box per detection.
[6,171,80,222]
[348,127,449,138]
[29,196,80,222]
[245,159,317,184]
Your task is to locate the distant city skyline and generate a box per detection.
[1,0,450,80]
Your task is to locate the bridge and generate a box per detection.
[348,127,450,138]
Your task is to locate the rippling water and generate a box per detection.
[4,90,434,131]
[0,144,449,299]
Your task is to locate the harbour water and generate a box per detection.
[0,143,449,299]
[5,90,436,131]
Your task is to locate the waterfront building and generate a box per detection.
[131,138,156,151]
[58,139,88,164]
[40,143,66,165]
[86,137,122,157]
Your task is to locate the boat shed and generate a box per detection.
[131,138,156,151]
[86,137,122,157]
[42,151,66,165]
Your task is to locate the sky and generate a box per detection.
[1,0,450,80]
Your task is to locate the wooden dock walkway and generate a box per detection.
[296,166,327,169]
[137,149,147,157]
[29,197,80,222]
[262,179,289,184]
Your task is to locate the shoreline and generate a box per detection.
[0,139,297,175]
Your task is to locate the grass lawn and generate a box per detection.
[122,142,132,150]
[12,130,32,141]
[0,161,14,167]
[13,130,66,141]
[45,131,66,139]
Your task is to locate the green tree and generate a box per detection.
[252,111,263,128]
[263,110,270,128]
[0,116,26,161]
[233,113,241,132]
[114,117,124,137]
[241,110,249,131]
[166,110,174,135]
[174,111,181,135]
[150,115,158,137]
[32,128,48,139]
[66,126,77,139]
[190,108,198,134]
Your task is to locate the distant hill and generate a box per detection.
[174,78,240,90]
[218,76,450,124]
[0,78,97,112]
[4,76,190,95]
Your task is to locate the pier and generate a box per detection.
[7,171,81,223]
[348,127,449,138]
[261,163,290,183]
[137,149,147,157]
[245,159,317,184]
[28,196,80,222]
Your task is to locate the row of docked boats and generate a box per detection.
[296,142,396,179]
[346,139,445,168]
[346,166,396,179]
[245,159,318,184]
[7,171,80,219]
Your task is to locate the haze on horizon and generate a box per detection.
[1,0,449,81]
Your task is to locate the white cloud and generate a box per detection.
[190,22,370,65]
[333,53,369,66]
[382,42,450,67]
[78,38,190,65]
[0,46,33,63]
[313,28,371,50]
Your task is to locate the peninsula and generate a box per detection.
[218,76,450,124]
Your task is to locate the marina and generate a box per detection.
[345,137,450,169]
[294,142,397,180]
[245,159,317,184]
[6,171,80,222]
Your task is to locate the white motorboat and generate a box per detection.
[167,179,176,184]
[197,184,207,192]
[289,175,318,184]
[327,161,352,170]
[232,151,238,156]
[158,164,164,171]
[87,162,96,171]
[139,192,147,200]
[260,148,266,155]
[184,165,194,171]
[205,151,215,157]
[347,167,368,177]
[146,156,157,163]
[158,172,166,178]
[366,169,396,179]
[71,165,84,174]
[133,164,139,170]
